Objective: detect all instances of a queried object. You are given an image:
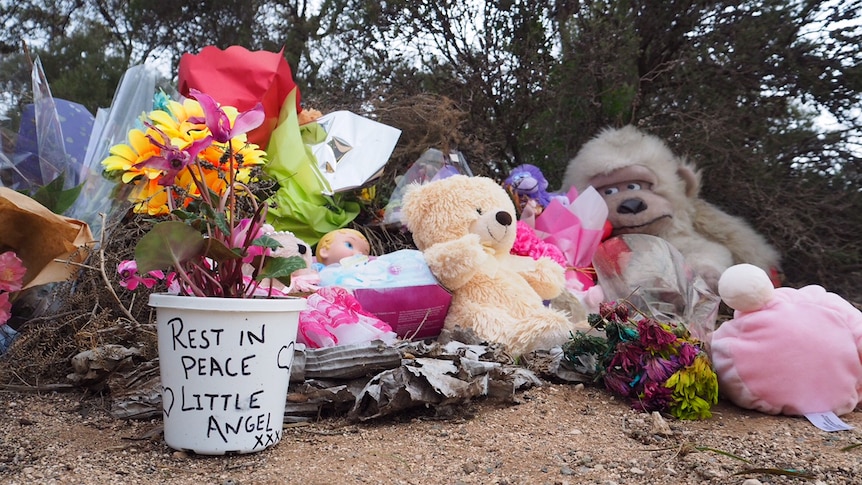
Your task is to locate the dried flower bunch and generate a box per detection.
[563,300,718,420]
[102,90,304,298]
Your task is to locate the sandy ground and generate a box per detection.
[2,382,862,485]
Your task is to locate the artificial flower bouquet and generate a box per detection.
[102,89,305,298]
[0,252,26,317]
[563,300,719,420]
[0,251,26,354]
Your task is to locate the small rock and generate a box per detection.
[650,411,673,436]
[741,480,762,485]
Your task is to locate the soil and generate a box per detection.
[2,383,861,485]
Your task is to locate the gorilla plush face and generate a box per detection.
[589,165,675,236]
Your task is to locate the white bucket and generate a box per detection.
[149,293,306,455]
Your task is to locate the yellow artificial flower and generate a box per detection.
[665,354,719,420]
[102,128,160,183]
[129,177,171,216]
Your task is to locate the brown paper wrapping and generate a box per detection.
[0,187,94,289]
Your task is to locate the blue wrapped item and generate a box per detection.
[318,249,439,289]
[12,99,94,191]
[0,324,18,356]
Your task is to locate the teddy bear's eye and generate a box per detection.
[476,208,484,215]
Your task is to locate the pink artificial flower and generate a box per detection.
[187,89,265,143]
[117,260,165,291]
[530,241,566,267]
[511,221,566,267]
[0,292,11,325]
[0,251,26,293]
[230,218,269,261]
[165,272,181,295]
[511,221,538,256]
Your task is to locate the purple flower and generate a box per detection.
[188,89,265,143]
[643,355,680,383]
[117,260,164,290]
[135,124,212,186]
[677,341,699,367]
[609,342,644,374]
[637,318,678,349]
[603,370,634,398]
[633,380,674,412]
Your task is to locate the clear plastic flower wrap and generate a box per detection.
[591,234,720,344]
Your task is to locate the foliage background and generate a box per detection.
[1,0,861,300]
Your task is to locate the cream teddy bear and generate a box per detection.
[401,175,581,356]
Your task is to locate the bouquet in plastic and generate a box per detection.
[563,300,718,420]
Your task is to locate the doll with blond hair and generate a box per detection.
[315,228,371,266]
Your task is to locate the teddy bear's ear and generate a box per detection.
[401,181,428,231]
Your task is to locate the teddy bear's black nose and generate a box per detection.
[495,211,513,226]
[618,198,648,214]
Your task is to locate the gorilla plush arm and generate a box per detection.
[691,199,781,272]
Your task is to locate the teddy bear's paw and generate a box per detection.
[520,258,566,300]
[424,236,489,289]
[505,310,576,356]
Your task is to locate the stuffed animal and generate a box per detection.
[265,230,320,294]
[401,175,582,356]
[711,264,862,416]
[504,164,566,215]
[560,125,781,291]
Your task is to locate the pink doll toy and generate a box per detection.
[300,229,398,348]
[711,263,862,416]
[315,228,371,268]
